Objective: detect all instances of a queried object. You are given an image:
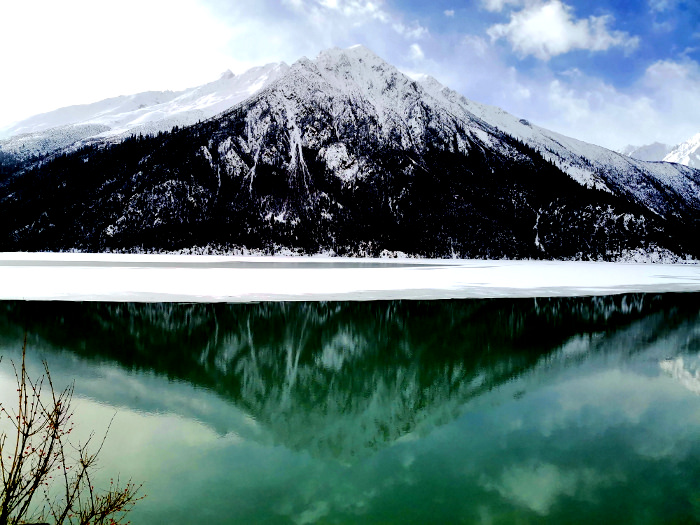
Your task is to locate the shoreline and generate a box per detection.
[1,253,699,302]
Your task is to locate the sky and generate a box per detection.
[1,0,698,150]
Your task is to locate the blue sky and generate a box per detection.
[1,0,698,149]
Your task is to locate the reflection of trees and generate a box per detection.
[1,294,697,461]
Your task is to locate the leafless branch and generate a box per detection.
[0,335,144,525]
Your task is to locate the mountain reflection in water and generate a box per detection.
[0,295,699,524]
[1,295,697,460]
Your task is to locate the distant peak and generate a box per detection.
[312,45,393,80]
[415,74,444,88]
[294,56,315,68]
[663,131,700,167]
[411,74,447,98]
[219,69,235,80]
[669,132,700,151]
[687,132,700,144]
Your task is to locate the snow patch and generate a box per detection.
[318,143,360,182]
[664,132,700,169]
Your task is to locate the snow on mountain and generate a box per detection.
[664,133,700,169]
[3,43,696,218]
[411,73,700,217]
[1,45,699,259]
[250,46,603,190]
[0,62,289,158]
[618,142,672,162]
[617,135,700,170]
[235,45,698,220]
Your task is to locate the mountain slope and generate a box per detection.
[0,62,289,161]
[1,46,698,259]
[415,75,699,221]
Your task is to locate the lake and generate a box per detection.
[1,294,699,524]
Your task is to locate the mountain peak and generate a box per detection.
[664,132,700,168]
[318,44,376,59]
[2,45,700,261]
[219,69,235,80]
[315,45,389,70]
[413,74,447,96]
[618,141,672,162]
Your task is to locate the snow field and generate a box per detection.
[0,253,698,302]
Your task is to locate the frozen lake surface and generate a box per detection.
[1,253,699,301]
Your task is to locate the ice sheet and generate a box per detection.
[0,253,699,302]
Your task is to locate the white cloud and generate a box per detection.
[409,43,425,61]
[288,0,385,19]
[336,0,388,21]
[515,58,700,149]
[481,463,615,515]
[444,9,455,17]
[0,0,431,128]
[644,59,694,86]
[393,22,429,39]
[282,0,428,37]
[461,34,491,58]
[641,59,700,124]
[487,0,639,60]
[422,31,700,150]
[481,0,523,12]
[648,0,677,12]
[0,0,241,125]
[0,0,235,126]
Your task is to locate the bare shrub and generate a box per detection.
[0,336,143,524]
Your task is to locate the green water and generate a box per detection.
[1,295,699,524]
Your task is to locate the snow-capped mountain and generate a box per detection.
[664,133,700,169]
[619,142,672,162]
[1,45,699,259]
[618,134,700,170]
[0,62,289,159]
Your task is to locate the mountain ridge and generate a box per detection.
[619,134,700,169]
[664,132,700,168]
[0,61,290,161]
[0,46,698,260]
